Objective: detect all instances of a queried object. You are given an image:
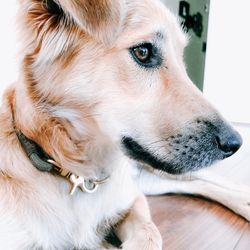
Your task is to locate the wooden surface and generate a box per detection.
[148,195,250,250]
[148,124,250,250]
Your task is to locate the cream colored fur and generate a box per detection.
[0,0,245,249]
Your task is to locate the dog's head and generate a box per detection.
[19,0,242,175]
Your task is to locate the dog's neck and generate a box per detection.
[15,129,110,195]
[1,84,117,183]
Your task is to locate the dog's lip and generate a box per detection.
[121,136,185,175]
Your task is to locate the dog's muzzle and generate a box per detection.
[121,119,242,175]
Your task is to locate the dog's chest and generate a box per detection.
[25,165,137,249]
[70,172,137,249]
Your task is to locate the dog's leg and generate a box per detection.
[116,193,162,250]
[137,168,250,221]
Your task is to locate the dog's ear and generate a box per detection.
[50,0,126,45]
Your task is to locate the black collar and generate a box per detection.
[16,130,110,195]
[16,130,55,172]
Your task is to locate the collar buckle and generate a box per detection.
[47,159,110,195]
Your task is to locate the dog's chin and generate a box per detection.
[121,137,218,175]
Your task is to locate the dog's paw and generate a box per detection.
[227,186,250,222]
[121,222,162,250]
[207,181,250,222]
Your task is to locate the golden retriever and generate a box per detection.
[0,0,243,249]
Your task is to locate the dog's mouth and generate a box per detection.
[121,121,242,175]
[121,136,223,175]
[121,136,185,174]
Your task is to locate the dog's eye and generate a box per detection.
[133,46,150,62]
[130,43,162,68]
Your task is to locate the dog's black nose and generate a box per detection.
[216,129,242,157]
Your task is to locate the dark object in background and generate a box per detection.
[202,41,207,53]
[179,0,190,19]
[179,1,204,38]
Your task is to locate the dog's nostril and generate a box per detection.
[216,130,242,157]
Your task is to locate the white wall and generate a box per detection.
[0,0,18,100]
[204,0,250,123]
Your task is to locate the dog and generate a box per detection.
[0,0,245,249]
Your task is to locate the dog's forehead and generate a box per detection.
[117,0,187,48]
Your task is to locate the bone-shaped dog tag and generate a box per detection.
[69,174,98,195]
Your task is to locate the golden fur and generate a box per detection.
[0,0,242,249]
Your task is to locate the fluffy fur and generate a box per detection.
[0,0,244,249]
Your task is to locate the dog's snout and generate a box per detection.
[216,128,242,157]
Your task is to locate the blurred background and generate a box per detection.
[1,0,249,124]
[162,0,250,124]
